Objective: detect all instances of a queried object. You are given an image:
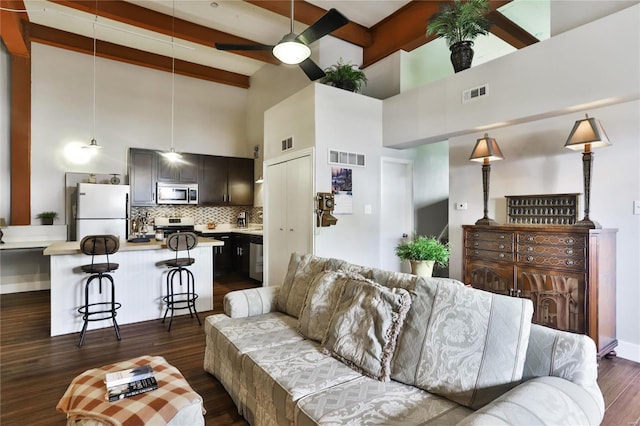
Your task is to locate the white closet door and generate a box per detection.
[266,161,288,287]
[286,155,313,257]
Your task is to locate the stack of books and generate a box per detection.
[105,364,158,402]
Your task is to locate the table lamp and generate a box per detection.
[470,133,504,225]
[564,114,611,228]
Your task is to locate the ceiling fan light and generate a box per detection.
[272,34,310,65]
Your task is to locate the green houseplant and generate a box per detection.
[320,59,368,93]
[36,211,58,225]
[395,234,450,277]
[426,0,491,73]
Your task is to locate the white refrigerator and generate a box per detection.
[75,183,129,241]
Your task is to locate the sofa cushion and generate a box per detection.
[277,253,331,318]
[298,270,352,342]
[322,278,412,381]
[294,376,472,426]
[242,339,362,425]
[391,278,533,409]
[203,312,304,415]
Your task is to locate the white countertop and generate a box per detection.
[43,236,224,256]
[195,225,263,237]
[0,240,62,250]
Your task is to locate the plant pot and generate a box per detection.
[450,41,474,73]
[410,260,435,277]
[41,218,54,225]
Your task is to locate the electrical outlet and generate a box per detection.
[456,202,468,210]
[634,200,640,215]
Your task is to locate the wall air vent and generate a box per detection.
[281,136,293,151]
[328,149,365,167]
[462,84,489,103]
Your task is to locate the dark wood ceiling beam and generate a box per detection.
[244,0,371,47]
[28,23,250,89]
[0,0,30,57]
[362,1,440,69]
[487,10,538,49]
[50,0,279,64]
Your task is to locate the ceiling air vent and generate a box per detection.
[328,149,365,167]
[281,136,293,151]
[462,84,488,103]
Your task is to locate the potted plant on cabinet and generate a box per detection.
[36,211,58,225]
[320,59,368,93]
[426,0,491,73]
[395,234,450,277]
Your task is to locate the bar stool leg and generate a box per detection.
[106,274,121,341]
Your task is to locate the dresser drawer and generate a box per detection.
[466,230,514,243]
[517,253,585,269]
[517,233,586,248]
[466,248,514,262]
[517,244,585,257]
[467,239,513,252]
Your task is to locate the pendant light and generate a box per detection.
[161,0,182,162]
[83,14,102,153]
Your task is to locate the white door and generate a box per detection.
[380,158,413,272]
[265,154,313,287]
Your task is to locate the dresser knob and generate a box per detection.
[566,260,574,266]
[527,256,534,262]
[527,246,533,252]
[566,249,574,255]
[499,244,505,249]
[567,238,574,244]
[527,236,534,241]
[474,242,479,246]
[499,253,505,258]
[499,235,505,239]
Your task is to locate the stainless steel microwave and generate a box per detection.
[156,183,198,205]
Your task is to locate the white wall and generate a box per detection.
[29,43,249,224]
[383,5,640,147]
[0,41,10,222]
[448,100,640,362]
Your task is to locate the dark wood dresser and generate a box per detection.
[462,224,617,359]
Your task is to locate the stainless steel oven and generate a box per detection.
[156,183,198,205]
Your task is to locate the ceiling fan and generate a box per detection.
[215,1,349,81]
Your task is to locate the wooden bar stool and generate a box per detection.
[77,234,121,347]
[162,232,201,331]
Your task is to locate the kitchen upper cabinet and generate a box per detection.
[157,153,199,183]
[199,155,254,206]
[462,225,617,359]
[129,148,157,206]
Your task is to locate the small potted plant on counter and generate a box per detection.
[395,234,450,277]
[36,211,58,225]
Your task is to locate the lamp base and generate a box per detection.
[573,218,601,229]
[475,217,499,226]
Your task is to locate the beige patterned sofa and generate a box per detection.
[204,253,604,426]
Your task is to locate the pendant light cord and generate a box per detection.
[171,0,175,152]
[92,15,97,142]
[290,0,294,33]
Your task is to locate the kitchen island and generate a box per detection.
[44,237,223,336]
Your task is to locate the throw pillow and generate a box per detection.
[297,270,352,342]
[391,278,533,409]
[277,254,331,318]
[322,278,412,381]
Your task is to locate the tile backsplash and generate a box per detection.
[131,206,263,227]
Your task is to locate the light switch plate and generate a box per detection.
[364,204,372,214]
[634,200,640,215]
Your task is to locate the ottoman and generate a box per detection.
[57,355,205,426]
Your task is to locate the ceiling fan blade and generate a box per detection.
[299,58,325,81]
[215,43,274,51]
[296,8,349,45]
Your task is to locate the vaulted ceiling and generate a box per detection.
[2,0,541,89]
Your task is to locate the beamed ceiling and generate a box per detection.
[1,0,540,89]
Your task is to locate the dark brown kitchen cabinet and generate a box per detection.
[129,148,157,206]
[233,234,251,277]
[462,224,617,359]
[199,155,254,206]
[157,153,199,183]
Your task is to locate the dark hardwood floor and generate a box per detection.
[1,275,639,426]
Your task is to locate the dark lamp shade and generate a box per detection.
[469,134,505,162]
[565,115,611,150]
